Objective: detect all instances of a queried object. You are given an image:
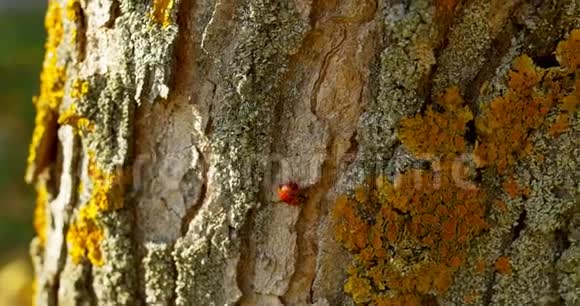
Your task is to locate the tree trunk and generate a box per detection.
[27,0,579,305]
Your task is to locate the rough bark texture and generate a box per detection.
[27,0,578,305]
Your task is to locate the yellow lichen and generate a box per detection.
[66,154,124,266]
[44,1,64,53]
[33,182,50,247]
[150,0,174,28]
[58,103,94,133]
[66,204,104,266]
[87,158,125,211]
[70,79,89,98]
[66,0,80,21]
[344,276,373,303]
[26,0,66,183]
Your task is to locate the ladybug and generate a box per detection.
[277,181,304,206]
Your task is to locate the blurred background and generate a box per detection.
[0,1,46,305]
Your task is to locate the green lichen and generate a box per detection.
[92,210,137,305]
[557,242,580,305]
[492,232,559,305]
[174,1,308,304]
[211,0,308,228]
[358,0,440,172]
[76,76,135,169]
[174,224,228,306]
[143,243,176,305]
[431,0,493,97]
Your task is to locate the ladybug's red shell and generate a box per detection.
[277,182,301,206]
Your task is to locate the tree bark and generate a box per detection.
[27,0,578,305]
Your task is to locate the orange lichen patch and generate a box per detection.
[435,0,460,13]
[549,113,570,136]
[494,200,509,213]
[335,164,487,303]
[33,182,50,247]
[449,255,463,268]
[66,155,124,266]
[502,177,527,199]
[398,86,473,159]
[150,0,174,28]
[474,55,556,174]
[475,257,486,273]
[25,0,66,183]
[336,31,578,305]
[561,94,578,113]
[556,29,580,71]
[463,290,479,304]
[333,194,371,251]
[495,256,512,275]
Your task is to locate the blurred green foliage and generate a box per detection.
[0,10,45,257]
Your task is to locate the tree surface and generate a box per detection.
[27,0,579,305]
